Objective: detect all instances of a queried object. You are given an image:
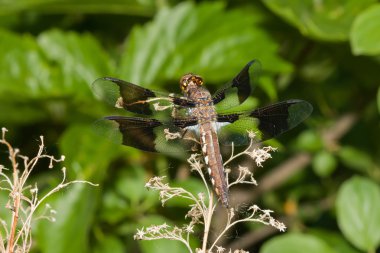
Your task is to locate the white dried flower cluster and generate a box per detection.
[145,176,169,189]
[134,223,195,252]
[186,204,204,225]
[223,131,276,168]
[227,165,257,187]
[245,131,277,166]
[187,154,204,173]
[134,223,185,240]
[196,248,249,253]
[134,130,285,252]
[164,128,182,140]
[145,176,199,206]
[0,127,97,252]
[246,146,277,167]
[246,205,286,232]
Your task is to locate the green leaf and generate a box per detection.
[99,190,130,224]
[309,229,361,253]
[113,167,158,213]
[336,176,380,251]
[260,233,336,253]
[262,0,376,41]
[0,29,113,99]
[258,75,278,101]
[0,29,115,124]
[350,4,380,55]
[312,150,337,177]
[118,2,292,86]
[59,124,122,181]
[99,165,158,224]
[140,240,185,253]
[0,29,49,97]
[94,235,125,253]
[37,29,114,98]
[295,130,323,152]
[115,167,148,206]
[338,146,373,173]
[36,184,97,253]
[0,0,155,16]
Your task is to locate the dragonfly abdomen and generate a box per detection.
[200,123,229,207]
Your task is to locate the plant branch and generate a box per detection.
[0,127,98,252]
[134,131,282,252]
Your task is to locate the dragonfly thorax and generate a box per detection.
[190,89,217,124]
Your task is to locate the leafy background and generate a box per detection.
[0,0,379,252]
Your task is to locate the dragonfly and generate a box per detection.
[92,60,313,207]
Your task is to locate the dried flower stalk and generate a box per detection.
[0,127,97,253]
[134,131,285,253]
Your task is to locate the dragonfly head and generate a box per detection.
[180,74,203,94]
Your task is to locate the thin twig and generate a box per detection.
[0,128,98,252]
[201,192,215,252]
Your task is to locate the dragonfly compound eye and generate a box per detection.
[192,75,203,86]
[180,74,193,92]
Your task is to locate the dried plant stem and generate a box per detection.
[209,206,285,251]
[0,127,98,252]
[201,192,214,252]
[14,168,97,247]
[7,192,20,253]
[135,131,284,253]
[1,128,20,253]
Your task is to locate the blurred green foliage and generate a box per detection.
[0,0,379,252]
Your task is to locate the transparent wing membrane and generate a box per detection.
[217,100,313,146]
[213,60,261,112]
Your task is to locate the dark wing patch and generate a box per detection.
[93,116,199,154]
[217,100,313,146]
[212,60,261,112]
[92,77,195,115]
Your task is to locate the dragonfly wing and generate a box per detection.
[93,116,199,154]
[92,77,195,115]
[212,60,261,112]
[217,100,313,146]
